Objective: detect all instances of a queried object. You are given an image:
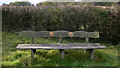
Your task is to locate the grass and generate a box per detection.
[2,32,118,66]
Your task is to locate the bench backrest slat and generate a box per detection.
[73,31,99,38]
[87,32,99,38]
[19,31,49,37]
[53,30,69,37]
[72,31,86,38]
[19,30,99,38]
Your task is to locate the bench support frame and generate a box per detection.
[17,31,105,60]
[85,37,94,59]
[31,49,36,60]
[59,49,65,59]
[86,49,94,59]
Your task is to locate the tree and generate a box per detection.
[93,2,113,6]
[9,1,34,6]
[36,3,43,6]
[36,2,56,6]
[2,3,6,6]
[118,1,120,5]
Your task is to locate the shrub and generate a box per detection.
[2,5,120,44]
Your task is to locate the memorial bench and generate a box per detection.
[16,30,106,60]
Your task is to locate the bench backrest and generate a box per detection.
[19,30,99,38]
[19,30,99,43]
[19,31,50,37]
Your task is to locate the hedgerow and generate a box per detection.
[2,5,120,44]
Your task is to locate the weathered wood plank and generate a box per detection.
[53,30,69,37]
[73,31,99,38]
[87,32,99,38]
[19,31,99,38]
[73,31,86,37]
[16,43,106,49]
[19,31,50,37]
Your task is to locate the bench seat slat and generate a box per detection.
[16,43,106,49]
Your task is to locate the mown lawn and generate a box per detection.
[2,32,118,66]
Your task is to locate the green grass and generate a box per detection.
[2,32,118,66]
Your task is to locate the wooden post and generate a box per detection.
[84,38,89,53]
[87,49,94,59]
[90,49,94,59]
[31,49,34,61]
[31,37,36,61]
[58,37,65,59]
[59,49,62,53]
[58,37,62,44]
[85,37,89,43]
[59,49,65,59]
[31,37,35,44]
[61,49,65,59]
[85,37,94,59]
[31,49,36,61]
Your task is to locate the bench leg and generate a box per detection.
[61,49,65,59]
[59,49,65,59]
[59,49,62,53]
[31,49,36,61]
[59,49,67,54]
[86,49,94,59]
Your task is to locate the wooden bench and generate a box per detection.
[16,30,106,60]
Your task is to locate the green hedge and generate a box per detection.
[2,5,120,44]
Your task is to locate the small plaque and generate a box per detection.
[49,32,54,36]
[69,32,73,37]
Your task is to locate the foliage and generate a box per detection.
[36,2,95,6]
[3,1,34,6]
[2,5,120,44]
[93,2,113,6]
